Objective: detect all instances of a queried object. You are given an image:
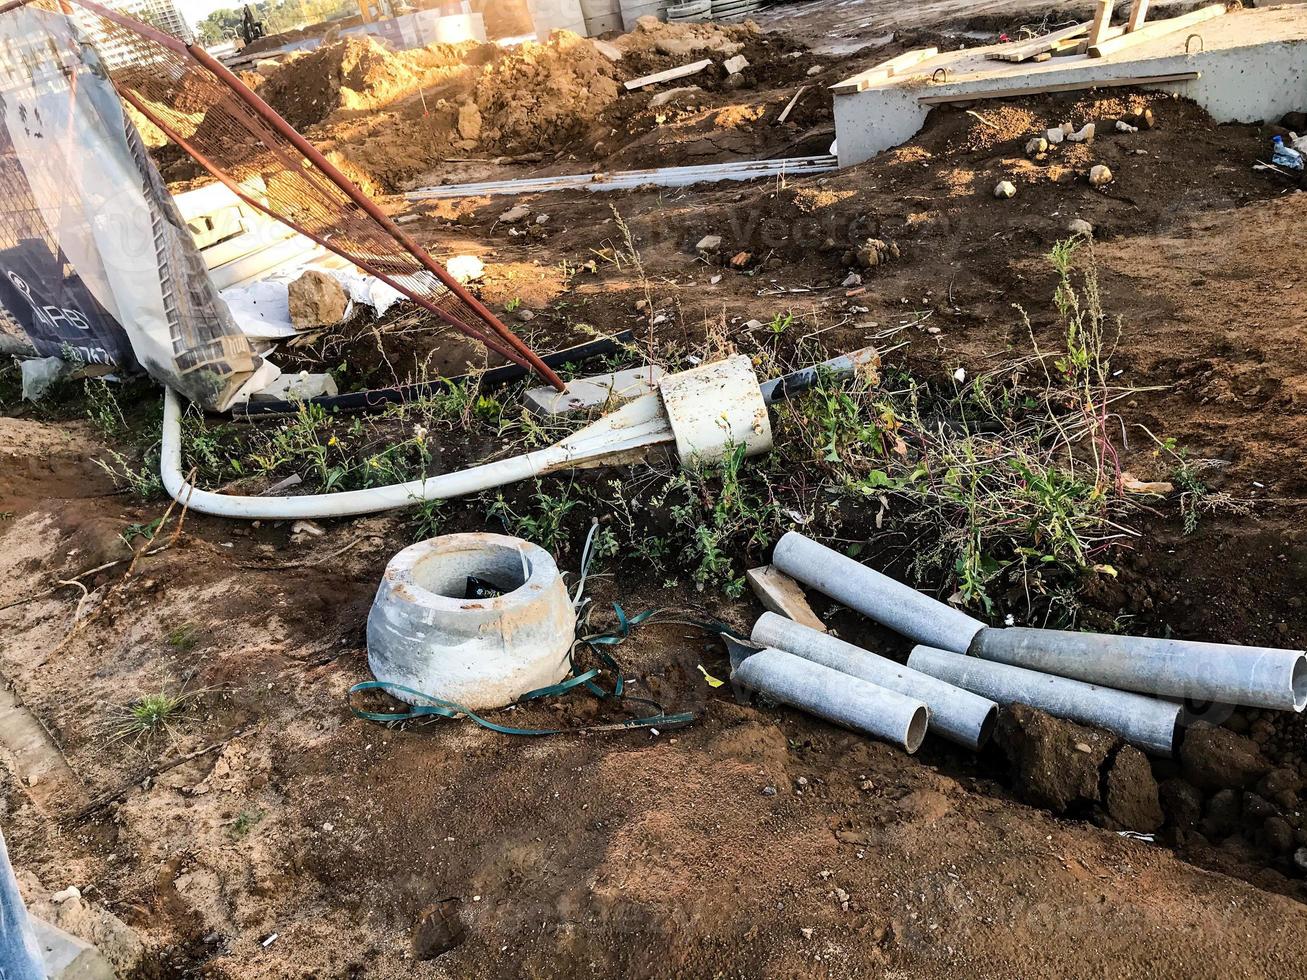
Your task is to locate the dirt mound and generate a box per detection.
[473,31,623,153]
[613,15,758,58]
[259,36,485,129]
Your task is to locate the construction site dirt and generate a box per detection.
[3,2,1307,978]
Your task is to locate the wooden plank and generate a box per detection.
[1126,0,1151,32]
[746,566,827,633]
[624,58,713,91]
[774,86,807,125]
[831,48,939,93]
[917,71,1198,105]
[1089,3,1225,56]
[984,21,1089,63]
[1087,0,1116,47]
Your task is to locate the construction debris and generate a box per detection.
[746,566,827,632]
[624,58,713,91]
[993,179,1017,199]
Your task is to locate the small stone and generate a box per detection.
[1025,136,1048,157]
[51,886,81,904]
[649,85,701,108]
[796,776,809,788]
[1074,742,1092,754]
[695,234,722,252]
[498,204,530,224]
[456,101,482,141]
[322,822,334,831]
[26,773,40,787]
[762,785,777,797]
[1265,815,1295,853]
[291,520,325,538]
[833,887,850,904]
[1243,792,1277,821]
[806,64,822,76]
[1066,123,1095,143]
[1294,847,1307,874]
[842,272,863,288]
[1046,127,1065,144]
[1067,218,1094,237]
[516,309,536,322]
[993,180,1016,199]
[800,927,814,940]
[724,54,749,75]
[1088,164,1113,187]
[1115,119,1138,134]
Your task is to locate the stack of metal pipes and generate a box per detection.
[732,532,1307,757]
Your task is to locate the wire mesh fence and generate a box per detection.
[1,0,562,388]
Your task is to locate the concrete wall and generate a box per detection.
[834,38,1307,167]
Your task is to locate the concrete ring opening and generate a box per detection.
[409,537,535,602]
[904,706,929,754]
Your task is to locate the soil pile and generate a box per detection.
[258,36,487,129]
[472,31,623,152]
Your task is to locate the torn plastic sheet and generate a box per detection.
[220,262,407,340]
[0,5,263,410]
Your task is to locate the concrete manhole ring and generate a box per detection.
[366,532,577,710]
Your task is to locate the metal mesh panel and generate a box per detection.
[14,0,561,388]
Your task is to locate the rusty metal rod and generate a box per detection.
[66,0,562,387]
[183,42,567,392]
[116,87,524,366]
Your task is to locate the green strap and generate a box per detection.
[350,523,739,736]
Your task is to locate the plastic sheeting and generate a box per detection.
[0,3,262,409]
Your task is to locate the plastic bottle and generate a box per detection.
[1272,135,1304,171]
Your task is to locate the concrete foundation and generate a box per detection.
[832,6,1307,165]
[33,918,117,980]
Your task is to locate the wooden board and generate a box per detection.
[831,48,939,93]
[1088,3,1225,57]
[624,58,713,91]
[917,71,1198,105]
[774,86,807,125]
[1126,0,1151,32]
[1087,0,1117,47]
[985,21,1089,62]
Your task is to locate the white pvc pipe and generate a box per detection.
[752,612,998,749]
[907,645,1182,757]
[971,627,1307,713]
[772,531,987,654]
[160,386,671,520]
[733,647,930,753]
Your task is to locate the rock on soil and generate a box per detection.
[1103,745,1164,833]
[1158,777,1204,829]
[1180,723,1271,792]
[288,271,349,328]
[993,705,1116,813]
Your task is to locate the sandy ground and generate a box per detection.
[3,2,1307,976]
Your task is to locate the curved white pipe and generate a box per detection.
[160,386,675,520]
[163,387,557,520]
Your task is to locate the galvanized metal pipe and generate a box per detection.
[405,156,840,200]
[752,613,998,749]
[771,532,986,654]
[733,648,930,754]
[971,627,1307,713]
[907,645,1182,756]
